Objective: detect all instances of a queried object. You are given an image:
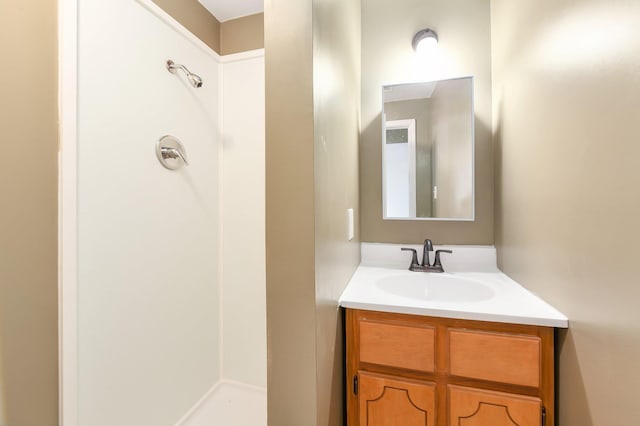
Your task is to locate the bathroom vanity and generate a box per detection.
[340,244,568,426]
[346,309,554,426]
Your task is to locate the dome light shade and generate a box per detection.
[412,28,439,55]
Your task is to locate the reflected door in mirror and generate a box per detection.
[384,119,416,217]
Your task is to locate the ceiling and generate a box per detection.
[383,82,437,103]
[198,0,264,22]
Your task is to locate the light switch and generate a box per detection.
[347,208,354,241]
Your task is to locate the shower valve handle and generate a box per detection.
[161,147,188,165]
[156,135,189,170]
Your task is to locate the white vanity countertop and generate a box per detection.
[339,243,569,328]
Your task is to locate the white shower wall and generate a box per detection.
[221,54,266,388]
[74,0,265,424]
[178,51,266,426]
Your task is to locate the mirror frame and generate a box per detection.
[381,76,476,221]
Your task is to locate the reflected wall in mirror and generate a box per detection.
[382,77,474,220]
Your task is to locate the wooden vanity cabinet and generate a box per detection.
[346,309,556,426]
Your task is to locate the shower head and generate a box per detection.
[166,60,203,88]
[189,73,203,88]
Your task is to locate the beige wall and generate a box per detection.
[0,1,59,425]
[361,0,493,244]
[430,79,473,219]
[266,0,360,424]
[312,0,361,424]
[491,1,640,424]
[152,0,221,52]
[265,0,318,424]
[152,0,264,55]
[221,13,265,55]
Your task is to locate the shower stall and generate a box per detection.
[59,0,265,424]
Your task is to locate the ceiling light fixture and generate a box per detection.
[412,28,439,55]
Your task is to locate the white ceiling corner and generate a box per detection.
[198,0,264,22]
[384,82,438,103]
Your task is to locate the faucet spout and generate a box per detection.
[421,239,433,266]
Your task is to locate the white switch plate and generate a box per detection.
[347,208,354,241]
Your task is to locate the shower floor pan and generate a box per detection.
[177,380,267,426]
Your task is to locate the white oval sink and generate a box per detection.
[376,274,494,303]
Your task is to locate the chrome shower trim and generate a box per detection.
[166,59,203,88]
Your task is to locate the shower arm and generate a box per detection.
[166,60,203,88]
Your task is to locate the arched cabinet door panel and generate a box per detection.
[449,385,541,426]
[359,371,436,426]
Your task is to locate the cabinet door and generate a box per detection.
[449,386,541,426]
[359,371,435,426]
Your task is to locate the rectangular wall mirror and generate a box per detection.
[382,76,475,220]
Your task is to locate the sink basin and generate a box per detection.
[375,274,494,303]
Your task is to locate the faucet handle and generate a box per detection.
[433,249,453,269]
[401,248,419,267]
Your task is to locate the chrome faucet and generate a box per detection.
[401,239,452,273]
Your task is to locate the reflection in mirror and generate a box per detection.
[382,77,474,220]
